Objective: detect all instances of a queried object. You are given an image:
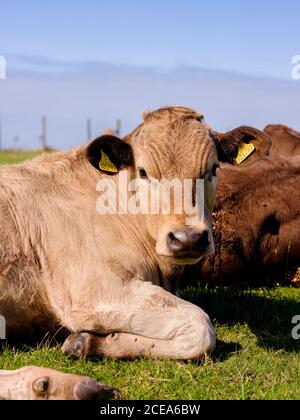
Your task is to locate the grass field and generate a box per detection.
[0,150,299,400]
[0,150,43,164]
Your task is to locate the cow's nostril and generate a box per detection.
[168,232,180,246]
[193,230,209,251]
[74,379,121,401]
[167,231,186,252]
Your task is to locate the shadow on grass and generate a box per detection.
[0,328,68,353]
[213,339,243,363]
[181,285,300,352]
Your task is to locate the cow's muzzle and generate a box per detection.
[166,229,210,259]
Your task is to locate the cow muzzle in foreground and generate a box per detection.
[0,366,121,400]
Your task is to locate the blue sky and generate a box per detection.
[0,0,299,149]
[1,0,299,79]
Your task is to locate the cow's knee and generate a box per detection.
[175,306,216,360]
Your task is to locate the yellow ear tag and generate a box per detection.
[236,142,256,165]
[99,151,118,173]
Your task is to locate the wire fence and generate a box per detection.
[0,114,123,151]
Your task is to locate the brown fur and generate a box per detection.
[197,156,300,286]
[264,124,300,157]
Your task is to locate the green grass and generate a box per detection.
[1,287,299,400]
[0,151,299,400]
[0,150,43,164]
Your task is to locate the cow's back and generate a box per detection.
[264,124,300,157]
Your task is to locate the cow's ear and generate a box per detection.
[86,135,133,174]
[211,126,271,165]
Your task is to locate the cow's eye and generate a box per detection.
[203,163,219,182]
[212,162,219,177]
[138,168,148,180]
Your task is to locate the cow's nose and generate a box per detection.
[74,379,121,400]
[167,230,209,255]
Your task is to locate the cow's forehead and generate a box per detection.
[131,119,218,179]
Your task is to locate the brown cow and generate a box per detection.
[198,156,300,286]
[264,124,300,157]
[0,106,266,399]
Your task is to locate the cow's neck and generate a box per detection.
[133,213,184,292]
[157,258,184,294]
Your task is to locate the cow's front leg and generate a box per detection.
[0,367,120,400]
[62,280,215,360]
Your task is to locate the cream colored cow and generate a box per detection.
[0,106,264,399]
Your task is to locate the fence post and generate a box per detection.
[86,118,92,141]
[115,119,121,136]
[39,115,47,150]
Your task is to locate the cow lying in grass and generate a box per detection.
[0,106,266,399]
[198,156,300,286]
[197,124,300,286]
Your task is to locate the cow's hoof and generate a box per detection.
[62,333,91,359]
[74,379,121,400]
